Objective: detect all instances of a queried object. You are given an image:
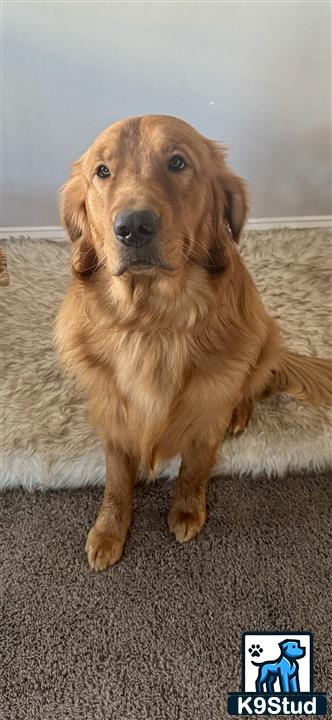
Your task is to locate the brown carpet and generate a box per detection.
[1,474,331,719]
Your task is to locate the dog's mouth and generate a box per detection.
[113,251,174,277]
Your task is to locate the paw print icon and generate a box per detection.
[248,644,263,658]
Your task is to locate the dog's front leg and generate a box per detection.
[289,675,299,693]
[85,443,137,571]
[280,674,290,693]
[168,438,219,543]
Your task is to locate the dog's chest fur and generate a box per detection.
[111,328,188,427]
[62,273,234,462]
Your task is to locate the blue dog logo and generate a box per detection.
[227,632,327,715]
[252,638,306,693]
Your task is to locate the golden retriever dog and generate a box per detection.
[56,114,332,571]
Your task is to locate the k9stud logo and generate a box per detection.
[227,632,327,716]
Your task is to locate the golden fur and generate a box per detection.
[56,115,332,570]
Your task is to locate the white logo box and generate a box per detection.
[242,632,312,693]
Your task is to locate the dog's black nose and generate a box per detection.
[114,209,159,247]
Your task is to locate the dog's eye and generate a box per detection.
[168,154,186,172]
[96,164,111,179]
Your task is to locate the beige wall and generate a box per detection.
[3,1,331,225]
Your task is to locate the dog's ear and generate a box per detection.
[210,141,249,243]
[60,157,100,279]
[220,169,249,241]
[279,640,288,650]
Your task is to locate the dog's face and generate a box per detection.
[60,115,248,279]
[279,640,306,659]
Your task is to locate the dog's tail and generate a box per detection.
[269,348,332,407]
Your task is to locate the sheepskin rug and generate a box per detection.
[1,229,331,490]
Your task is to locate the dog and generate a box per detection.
[253,639,306,693]
[55,114,332,570]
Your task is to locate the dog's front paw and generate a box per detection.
[168,504,206,543]
[85,524,125,571]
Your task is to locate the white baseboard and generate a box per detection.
[0,226,66,241]
[0,216,331,241]
[246,215,331,230]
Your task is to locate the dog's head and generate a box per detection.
[60,114,249,280]
[279,640,306,660]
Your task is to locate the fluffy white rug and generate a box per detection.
[1,230,331,490]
